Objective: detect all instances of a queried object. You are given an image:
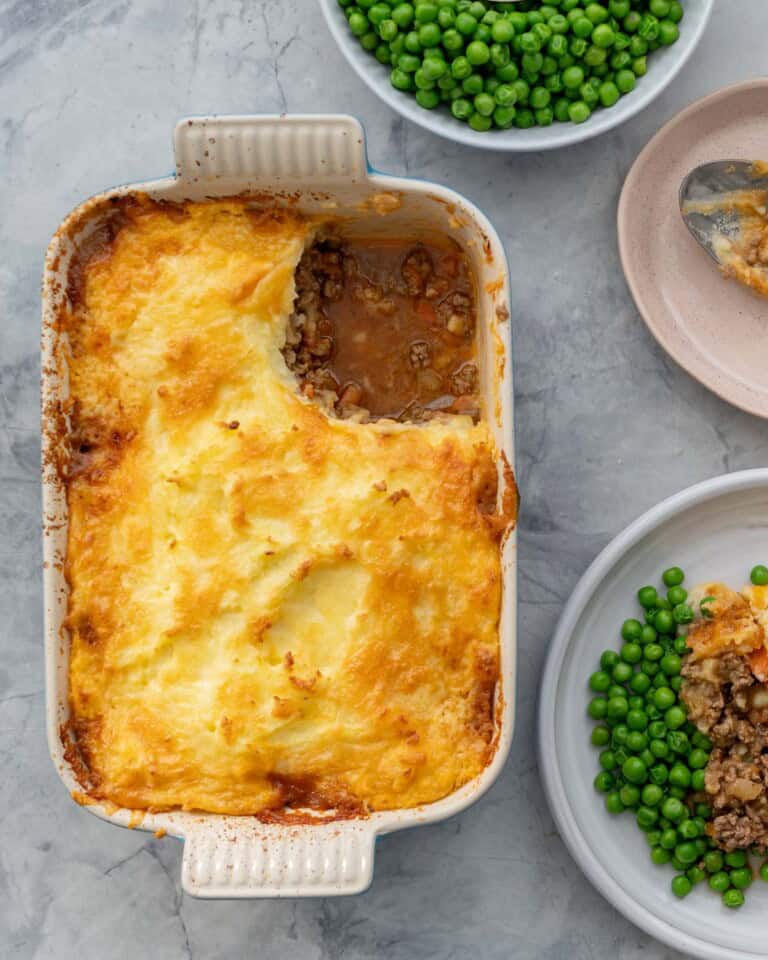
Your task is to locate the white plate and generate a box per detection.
[539,469,768,959]
[318,0,714,152]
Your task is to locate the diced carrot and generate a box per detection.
[415,299,437,324]
[749,647,768,681]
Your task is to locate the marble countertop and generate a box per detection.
[2,1,767,957]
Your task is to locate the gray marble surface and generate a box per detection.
[2,1,767,957]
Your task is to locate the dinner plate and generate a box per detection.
[539,469,768,960]
[618,79,768,420]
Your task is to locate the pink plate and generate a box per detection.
[618,78,768,419]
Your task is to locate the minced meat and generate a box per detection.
[682,652,768,850]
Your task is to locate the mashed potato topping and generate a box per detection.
[61,196,516,816]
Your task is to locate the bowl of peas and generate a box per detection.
[319,0,713,150]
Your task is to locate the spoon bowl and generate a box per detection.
[680,159,768,263]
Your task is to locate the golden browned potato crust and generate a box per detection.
[62,197,514,816]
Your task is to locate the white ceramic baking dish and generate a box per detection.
[41,114,517,898]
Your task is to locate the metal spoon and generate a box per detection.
[679,159,768,263]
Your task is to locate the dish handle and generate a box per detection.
[173,114,368,185]
[180,820,376,898]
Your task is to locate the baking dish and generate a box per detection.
[41,114,516,898]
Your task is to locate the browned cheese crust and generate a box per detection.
[60,196,517,816]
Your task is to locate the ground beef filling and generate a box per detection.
[282,236,480,423]
[682,653,768,851]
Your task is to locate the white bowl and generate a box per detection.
[539,469,768,959]
[319,0,714,152]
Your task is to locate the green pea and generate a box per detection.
[623,726,644,749]
[415,88,440,108]
[660,654,682,677]
[666,586,687,606]
[604,791,624,814]
[695,803,712,820]
[450,97,472,119]
[641,783,663,807]
[403,29,421,51]
[661,567,684,587]
[641,625,658,645]
[451,55,472,79]
[691,769,706,792]
[708,870,731,892]
[612,662,633,684]
[617,784,639,808]
[369,3,392,25]
[622,756,647,784]
[668,1,683,22]
[658,20,679,45]
[473,91,495,115]
[668,763,691,789]
[751,564,768,586]
[653,610,674,634]
[672,604,693,625]
[651,845,670,865]
[703,850,724,874]
[730,867,753,890]
[667,731,689,756]
[723,889,745,909]
[652,687,675,711]
[462,73,484,94]
[644,643,664,663]
[491,18,514,43]
[417,21,441,46]
[598,81,619,107]
[674,842,698,866]
[665,706,686,730]
[637,587,659,610]
[467,111,492,131]
[616,68,636,93]
[422,56,447,79]
[629,672,651,694]
[645,830,662,849]
[726,851,747,869]
[760,861,768,882]
[390,67,414,90]
[414,67,435,89]
[636,805,658,829]
[455,11,477,35]
[678,818,699,840]
[414,1,437,21]
[626,709,648,731]
[530,86,551,109]
[661,797,685,822]
[592,24,615,48]
[492,83,517,107]
[649,763,668,786]
[391,3,415,28]
[671,874,692,898]
[658,828,677,850]
[466,39,490,63]
[687,748,708,770]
